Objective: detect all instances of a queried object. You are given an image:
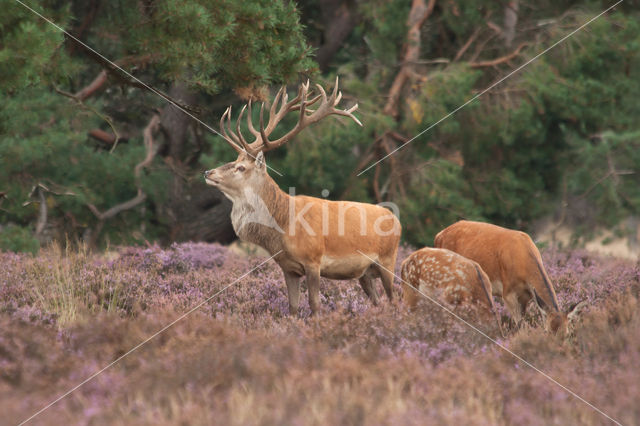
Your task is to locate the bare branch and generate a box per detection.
[87,190,147,221]
[55,87,122,151]
[85,113,160,247]
[35,186,47,237]
[75,70,108,101]
[503,0,519,48]
[384,0,437,118]
[88,128,117,145]
[454,26,482,62]
[135,114,161,184]
[469,42,528,68]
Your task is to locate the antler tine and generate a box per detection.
[345,103,363,126]
[330,75,339,101]
[219,107,243,153]
[235,104,251,152]
[246,100,261,138]
[307,93,322,107]
[269,86,285,128]
[298,92,308,126]
[334,103,362,126]
[315,83,328,105]
[218,79,362,155]
[259,102,269,151]
[334,91,342,106]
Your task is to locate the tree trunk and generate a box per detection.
[159,82,235,244]
[315,0,359,72]
[503,0,518,48]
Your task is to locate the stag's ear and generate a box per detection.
[255,151,265,170]
[567,300,587,321]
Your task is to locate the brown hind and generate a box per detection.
[435,220,586,336]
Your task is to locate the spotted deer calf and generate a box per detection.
[401,247,503,333]
[205,79,401,315]
[435,220,586,336]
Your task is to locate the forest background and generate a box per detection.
[2,0,639,254]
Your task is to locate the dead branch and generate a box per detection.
[35,186,47,237]
[384,0,437,118]
[22,183,77,240]
[85,113,160,247]
[88,128,117,145]
[454,26,482,62]
[135,114,161,184]
[87,190,147,222]
[55,87,122,151]
[503,0,519,48]
[469,42,528,68]
[486,21,503,36]
[75,70,108,101]
[469,32,499,63]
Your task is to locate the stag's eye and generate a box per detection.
[236,165,246,172]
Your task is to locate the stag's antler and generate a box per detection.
[219,77,362,156]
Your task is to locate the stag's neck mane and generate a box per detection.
[229,173,290,253]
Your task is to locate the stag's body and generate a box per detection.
[401,247,502,331]
[434,220,585,335]
[205,79,401,314]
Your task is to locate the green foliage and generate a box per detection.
[398,160,483,246]
[565,130,640,227]
[0,0,314,251]
[356,0,411,68]
[0,225,40,254]
[0,2,73,91]
[2,1,640,250]
[85,0,314,94]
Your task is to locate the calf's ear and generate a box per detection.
[533,290,547,320]
[567,300,588,321]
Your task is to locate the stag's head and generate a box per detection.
[205,78,361,200]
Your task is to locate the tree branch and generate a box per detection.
[55,87,122,151]
[384,0,437,118]
[469,42,528,68]
[135,114,161,184]
[454,26,482,62]
[503,0,519,48]
[75,70,108,101]
[87,190,147,221]
[85,113,160,247]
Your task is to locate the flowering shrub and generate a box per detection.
[0,243,638,424]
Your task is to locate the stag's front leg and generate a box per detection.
[305,265,321,315]
[284,271,301,316]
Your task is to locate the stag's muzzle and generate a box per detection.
[204,169,219,186]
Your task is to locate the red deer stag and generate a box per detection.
[434,220,586,337]
[204,79,401,315]
[401,247,503,334]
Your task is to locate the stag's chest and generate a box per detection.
[230,201,283,254]
[230,201,252,236]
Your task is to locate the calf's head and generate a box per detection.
[535,297,588,338]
